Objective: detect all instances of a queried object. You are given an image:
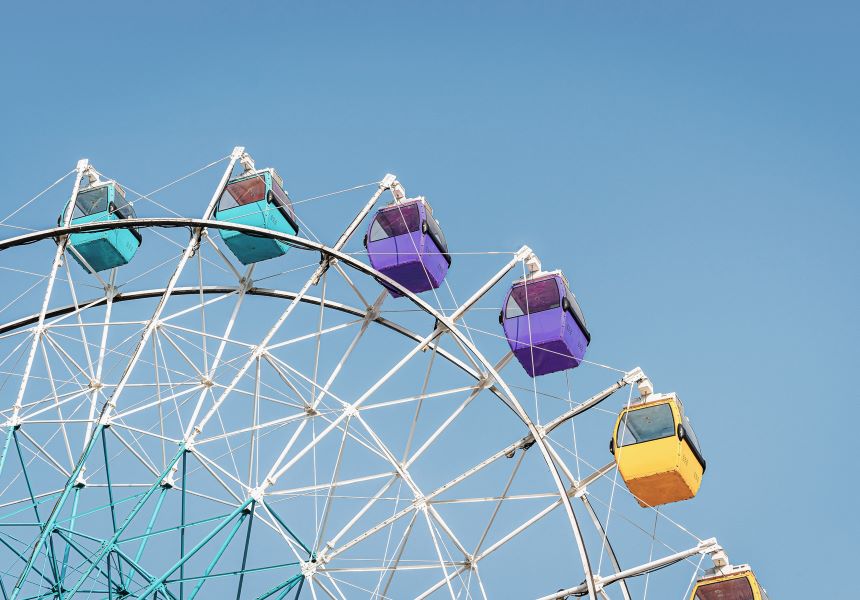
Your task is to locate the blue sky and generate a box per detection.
[0,1,857,597]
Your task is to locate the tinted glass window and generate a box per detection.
[110,186,136,219]
[566,290,588,328]
[73,187,109,218]
[694,577,755,600]
[270,180,295,219]
[369,204,421,242]
[219,176,267,210]
[505,278,561,318]
[683,415,703,456]
[617,403,676,447]
[425,213,448,254]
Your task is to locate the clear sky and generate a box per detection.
[1,2,857,598]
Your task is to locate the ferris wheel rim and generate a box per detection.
[0,216,610,597]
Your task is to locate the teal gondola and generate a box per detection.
[213,168,299,265]
[61,181,142,272]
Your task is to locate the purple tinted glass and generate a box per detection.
[370,204,421,242]
[694,577,754,600]
[220,177,266,209]
[505,278,561,318]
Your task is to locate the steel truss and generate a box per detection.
[0,154,723,599]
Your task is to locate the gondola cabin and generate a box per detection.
[213,168,299,265]
[61,181,141,273]
[610,393,706,507]
[500,272,590,377]
[690,565,769,600]
[364,197,451,297]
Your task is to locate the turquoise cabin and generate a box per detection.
[61,181,142,273]
[213,168,299,265]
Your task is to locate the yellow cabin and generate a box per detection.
[610,393,706,507]
[690,565,770,600]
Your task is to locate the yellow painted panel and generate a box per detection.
[616,436,679,480]
[613,399,704,507]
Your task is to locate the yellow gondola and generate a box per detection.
[690,564,770,600]
[610,391,705,507]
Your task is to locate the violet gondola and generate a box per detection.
[500,271,590,377]
[364,190,451,297]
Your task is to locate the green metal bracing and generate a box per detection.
[1,473,310,599]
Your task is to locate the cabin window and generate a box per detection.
[73,187,109,218]
[369,204,421,242]
[269,180,295,220]
[425,213,449,254]
[682,415,703,457]
[219,176,267,210]
[617,403,675,447]
[110,186,136,219]
[505,279,561,319]
[694,577,754,600]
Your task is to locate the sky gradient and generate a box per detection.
[1,2,857,597]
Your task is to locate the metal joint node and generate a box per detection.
[365,304,380,321]
[74,474,88,489]
[379,173,397,190]
[160,474,175,489]
[250,487,265,503]
[477,371,495,390]
[301,560,317,577]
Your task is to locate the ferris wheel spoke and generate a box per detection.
[414,564,469,600]
[311,412,351,555]
[189,449,248,502]
[404,352,509,471]
[107,427,162,479]
[35,341,74,471]
[377,508,419,599]
[61,260,96,379]
[581,495,632,600]
[349,411,470,560]
[11,160,90,436]
[202,229,246,283]
[471,445,525,558]
[331,262,371,309]
[423,507,466,600]
[13,429,69,480]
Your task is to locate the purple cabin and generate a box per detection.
[500,273,591,377]
[364,199,451,297]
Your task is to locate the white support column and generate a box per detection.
[11,159,89,424]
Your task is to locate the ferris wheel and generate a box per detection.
[0,148,768,599]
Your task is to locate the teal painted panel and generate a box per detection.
[67,212,141,272]
[215,201,297,265]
